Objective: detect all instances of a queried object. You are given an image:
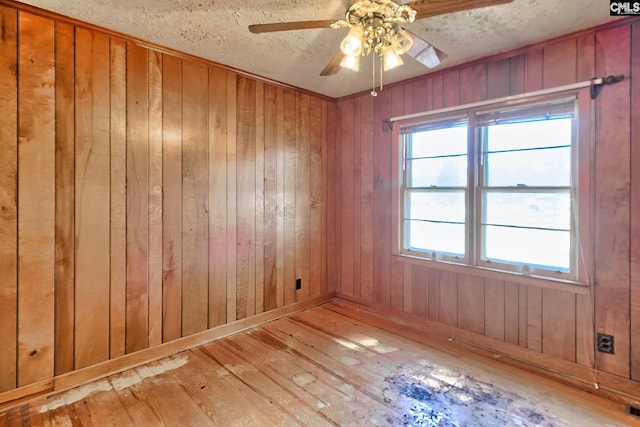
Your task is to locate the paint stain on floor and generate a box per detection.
[383,363,567,427]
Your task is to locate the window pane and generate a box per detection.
[486,146,571,187]
[406,220,465,256]
[407,191,465,223]
[484,191,570,230]
[408,156,467,187]
[410,126,467,159]
[487,119,572,152]
[483,225,570,271]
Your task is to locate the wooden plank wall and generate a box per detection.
[335,20,640,387]
[0,6,336,394]
[631,20,640,382]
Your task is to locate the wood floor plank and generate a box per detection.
[170,350,277,426]
[237,329,396,425]
[36,395,70,427]
[190,349,297,426]
[61,391,94,426]
[260,320,409,423]
[68,380,132,427]
[1,406,25,427]
[265,316,408,401]
[293,306,462,361]
[226,333,327,411]
[131,361,214,425]
[201,340,333,426]
[107,371,163,425]
[25,397,52,427]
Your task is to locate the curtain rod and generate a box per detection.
[387,75,624,125]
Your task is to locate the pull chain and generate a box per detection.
[371,52,377,97]
[380,54,383,91]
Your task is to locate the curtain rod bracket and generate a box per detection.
[383,118,393,132]
[590,74,625,100]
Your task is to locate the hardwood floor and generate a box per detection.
[1,301,636,426]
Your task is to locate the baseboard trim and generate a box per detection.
[0,380,52,411]
[0,293,334,411]
[330,294,640,404]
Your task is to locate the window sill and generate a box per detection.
[391,253,590,295]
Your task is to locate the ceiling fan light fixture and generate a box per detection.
[393,29,413,55]
[383,46,403,71]
[340,53,361,72]
[340,26,364,57]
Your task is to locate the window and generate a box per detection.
[404,121,468,260]
[398,95,585,281]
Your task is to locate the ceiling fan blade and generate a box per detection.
[249,20,336,34]
[404,30,447,68]
[407,0,514,20]
[320,51,346,76]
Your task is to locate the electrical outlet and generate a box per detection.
[597,333,614,354]
[295,278,302,290]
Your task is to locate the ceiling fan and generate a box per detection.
[249,0,514,93]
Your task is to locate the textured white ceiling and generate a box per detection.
[21,0,616,98]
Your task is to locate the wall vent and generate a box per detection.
[626,404,640,418]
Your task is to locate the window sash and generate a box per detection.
[476,188,574,275]
[402,188,467,261]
